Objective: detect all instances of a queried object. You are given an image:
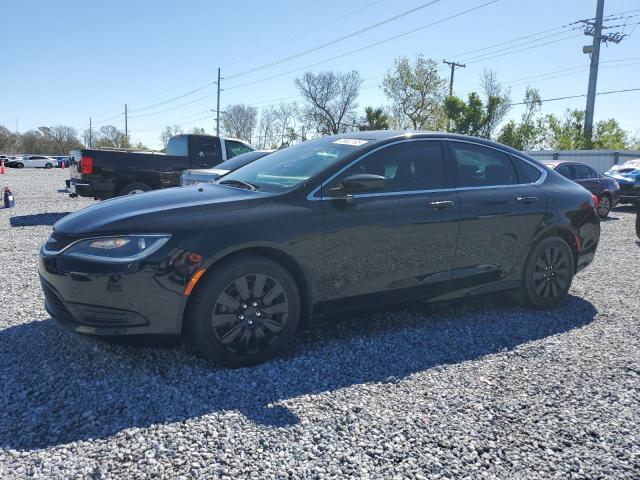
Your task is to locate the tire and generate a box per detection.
[511,237,574,309]
[598,193,611,218]
[187,254,301,366]
[15,162,24,169]
[636,210,640,240]
[119,182,151,196]
[44,163,53,169]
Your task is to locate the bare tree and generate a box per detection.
[295,71,362,135]
[191,127,206,135]
[94,125,130,148]
[159,125,183,148]
[255,106,278,149]
[479,69,511,139]
[275,102,299,147]
[383,55,447,130]
[222,104,258,143]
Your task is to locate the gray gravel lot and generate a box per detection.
[0,169,639,479]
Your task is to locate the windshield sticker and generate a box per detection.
[333,139,369,146]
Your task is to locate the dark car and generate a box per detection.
[180,150,273,186]
[67,135,254,199]
[543,161,620,218]
[39,131,600,366]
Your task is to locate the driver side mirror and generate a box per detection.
[327,173,386,197]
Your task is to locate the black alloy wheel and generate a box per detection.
[188,254,300,366]
[598,194,611,218]
[512,237,574,309]
[212,273,289,355]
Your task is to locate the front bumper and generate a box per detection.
[38,246,201,336]
[617,183,640,203]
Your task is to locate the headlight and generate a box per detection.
[62,234,170,262]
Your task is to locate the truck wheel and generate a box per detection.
[120,183,151,196]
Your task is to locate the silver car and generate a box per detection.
[180,150,273,186]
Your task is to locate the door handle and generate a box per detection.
[517,196,538,204]
[427,200,455,210]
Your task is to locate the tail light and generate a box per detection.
[80,155,93,174]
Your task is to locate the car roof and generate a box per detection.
[542,160,594,168]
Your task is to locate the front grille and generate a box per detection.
[40,279,76,324]
[45,232,77,252]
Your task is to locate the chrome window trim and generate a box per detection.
[307,137,547,201]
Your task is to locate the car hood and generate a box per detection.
[55,184,269,235]
[605,167,640,183]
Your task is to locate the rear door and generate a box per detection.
[448,140,547,289]
[319,139,460,309]
[574,164,600,195]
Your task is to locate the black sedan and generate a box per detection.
[543,161,620,217]
[39,131,600,366]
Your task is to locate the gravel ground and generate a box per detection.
[0,169,639,479]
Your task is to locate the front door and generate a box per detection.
[447,140,547,289]
[319,139,460,311]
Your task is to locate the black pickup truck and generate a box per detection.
[66,134,254,199]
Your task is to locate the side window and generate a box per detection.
[334,140,446,193]
[575,165,593,180]
[190,136,222,167]
[511,156,541,184]
[556,164,575,180]
[225,140,253,159]
[451,142,517,187]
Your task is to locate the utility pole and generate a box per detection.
[124,104,128,143]
[443,60,466,131]
[216,68,221,136]
[581,0,627,146]
[89,117,92,147]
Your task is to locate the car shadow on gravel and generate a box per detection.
[0,295,596,450]
[9,212,72,227]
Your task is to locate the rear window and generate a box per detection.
[166,136,188,156]
[512,156,542,183]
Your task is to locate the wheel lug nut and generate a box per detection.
[238,314,245,320]
[241,303,248,309]
[255,311,262,317]
[248,319,254,325]
[252,301,258,307]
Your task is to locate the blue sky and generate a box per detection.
[1,0,639,149]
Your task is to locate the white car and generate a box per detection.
[14,155,57,169]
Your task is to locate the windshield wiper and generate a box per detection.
[218,179,258,191]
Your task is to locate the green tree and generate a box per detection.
[443,92,506,137]
[358,106,390,131]
[543,109,585,150]
[383,54,447,130]
[593,118,629,149]
[497,87,545,150]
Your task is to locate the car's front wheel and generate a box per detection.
[512,237,574,309]
[44,163,53,169]
[598,193,611,218]
[188,254,301,366]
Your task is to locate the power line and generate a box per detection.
[224,0,444,80]
[509,87,640,106]
[224,0,499,92]
[221,0,389,69]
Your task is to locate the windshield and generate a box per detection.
[218,137,372,192]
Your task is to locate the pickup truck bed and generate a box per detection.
[67,134,254,200]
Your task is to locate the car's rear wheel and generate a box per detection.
[15,162,24,169]
[120,183,151,195]
[188,254,301,366]
[511,237,574,309]
[598,193,611,218]
[44,163,53,169]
